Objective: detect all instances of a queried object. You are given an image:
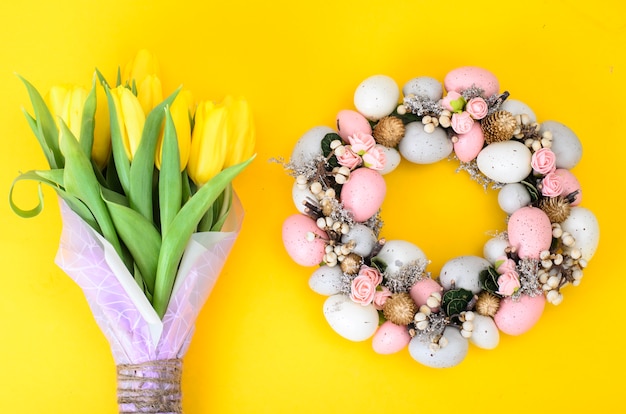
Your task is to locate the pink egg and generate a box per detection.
[340,168,386,222]
[372,320,411,354]
[336,109,373,142]
[555,168,582,206]
[410,278,443,310]
[444,66,499,97]
[507,206,552,259]
[453,121,485,162]
[282,214,328,266]
[494,294,546,336]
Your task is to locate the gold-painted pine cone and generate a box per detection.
[373,116,405,148]
[540,196,571,223]
[475,292,501,317]
[481,110,517,144]
[383,293,417,325]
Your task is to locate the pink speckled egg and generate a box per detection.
[282,214,328,266]
[507,206,552,259]
[341,168,386,222]
[336,109,372,142]
[494,294,546,336]
[555,168,582,205]
[453,121,484,162]
[444,66,499,97]
[410,278,443,310]
[372,321,411,354]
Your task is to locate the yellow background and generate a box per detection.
[1,0,624,413]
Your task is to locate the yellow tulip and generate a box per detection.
[136,74,163,116]
[222,96,255,168]
[110,86,145,160]
[187,100,228,186]
[122,49,160,87]
[155,89,193,171]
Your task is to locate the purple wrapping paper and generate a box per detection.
[54,196,244,364]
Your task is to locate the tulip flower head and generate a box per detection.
[110,85,146,160]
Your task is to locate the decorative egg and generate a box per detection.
[560,207,600,261]
[291,126,334,166]
[372,321,411,354]
[340,168,386,222]
[494,294,546,336]
[282,214,328,266]
[476,140,532,183]
[341,224,378,257]
[379,145,401,175]
[483,237,510,264]
[498,183,531,214]
[309,265,344,296]
[438,255,491,294]
[469,314,499,350]
[292,182,316,214]
[408,327,469,368]
[398,122,453,164]
[354,75,400,121]
[444,66,499,97]
[336,109,372,141]
[555,168,582,205]
[540,121,582,169]
[372,240,427,277]
[410,278,443,309]
[402,76,443,101]
[507,207,552,259]
[453,121,484,162]
[499,99,537,123]
[323,294,379,341]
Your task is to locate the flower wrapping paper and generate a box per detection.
[54,196,244,364]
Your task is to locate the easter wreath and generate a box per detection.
[280,67,599,368]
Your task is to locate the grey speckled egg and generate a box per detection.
[290,126,334,167]
[438,255,491,294]
[309,265,344,296]
[540,120,582,169]
[498,183,532,214]
[500,99,537,123]
[399,122,453,164]
[402,76,443,101]
[408,327,469,368]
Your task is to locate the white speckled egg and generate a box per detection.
[292,182,317,214]
[498,183,532,214]
[372,321,411,354]
[507,207,552,259]
[540,121,582,169]
[282,214,328,266]
[469,314,499,350]
[340,168,386,222]
[379,145,401,175]
[341,224,378,257]
[291,126,335,167]
[408,327,469,368]
[494,294,545,336]
[398,122,453,164]
[499,99,537,123]
[438,255,491,294]
[309,265,344,296]
[323,294,379,341]
[402,76,443,101]
[354,75,400,121]
[483,237,510,264]
[372,240,427,277]
[560,207,600,261]
[476,140,532,183]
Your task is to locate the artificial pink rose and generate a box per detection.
[495,256,517,275]
[450,111,474,134]
[465,97,488,120]
[362,146,386,171]
[373,286,392,310]
[496,271,521,296]
[337,147,362,169]
[348,131,376,155]
[531,148,557,175]
[358,265,383,286]
[440,91,464,111]
[350,275,377,305]
[541,171,564,197]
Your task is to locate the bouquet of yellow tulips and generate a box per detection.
[10,50,255,413]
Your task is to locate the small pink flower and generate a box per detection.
[358,265,383,286]
[441,91,463,112]
[496,271,521,296]
[348,131,376,155]
[350,275,377,305]
[495,256,517,274]
[362,146,386,171]
[531,148,557,175]
[373,286,392,310]
[337,147,362,169]
[541,172,564,197]
[451,111,474,134]
[465,97,488,120]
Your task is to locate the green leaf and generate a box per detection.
[152,155,255,318]
[128,87,181,223]
[442,288,473,316]
[103,84,131,195]
[370,257,387,274]
[210,184,233,231]
[450,96,467,113]
[479,267,501,295]
[158,108,182,237]
[79,75,98,159]
[321,133,340,168]
[521,180,540,202]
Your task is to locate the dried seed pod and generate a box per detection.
[539,196,571,223]
[481,110,517,144]
[373,116,405,147]
[475,292,501,317]
[340,253,362,275]
[383,293,417,325]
